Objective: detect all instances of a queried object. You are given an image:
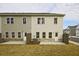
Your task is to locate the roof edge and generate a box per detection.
[0,12,65,16]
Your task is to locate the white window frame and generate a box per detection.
[6,17,14,24]
[37,18,45,24]
[23,17,27,24]
[54,17,58,24]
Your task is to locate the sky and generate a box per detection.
[0,3,79,29]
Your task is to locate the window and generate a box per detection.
[11,18,14,24]
[18,32,21,38]
[7,18,10,24]
[37,18,40,24]
[55,32,58,37]
[12,32,15,38]
[37,18,45,24]
[54,18,57,24]
[42,32,46,38]
[23,18,26,24]
[42,18,45,24]
[6,32,9,38]
[7,17,14,24]
[25,32,27,36]
[36,32,39,38]
[49,32,52,38]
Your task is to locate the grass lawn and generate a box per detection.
[0,43,79,56]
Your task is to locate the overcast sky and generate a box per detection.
[0,3,79,29]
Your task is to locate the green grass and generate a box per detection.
[0,43,79,56]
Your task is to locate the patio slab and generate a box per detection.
[40,42,65,45]
[0,41,25,44]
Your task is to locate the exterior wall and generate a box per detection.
[63,27,70,34]
[69,28,76,36]
[64,30,70,34]
[0,17,1,33]
[31,16,63,41]
[1,16,31,39]
[76,26,79,37]
[0,14,64,42]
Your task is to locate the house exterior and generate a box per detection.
[63,27,70,34]
[76,25,79,37]
[64,24,79,37]
[0,13,65,42]
[68,26,77,36]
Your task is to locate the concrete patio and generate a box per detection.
[40,41,65,45]
[0,41,25,44]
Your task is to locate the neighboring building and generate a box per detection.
[76,25,79,37]
[0,13,65,42]
[64,24,79,37]
[63,27,70,34]
[68,25,77,36]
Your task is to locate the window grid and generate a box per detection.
[37,18,45,24]
[37,18,40,24]
[23,18,26,24]
[7,18,10,24]
[42,18,45,24]
[12,32,15,38]
[54,18,57,24]
[11,18,14,24]
[6,32,9,38]
[42,32,46,38]
[49,32,52,38]
[18,32,21,38]
[36,32,39,38]
[55,32,58,37]
[7,18,14,24]
[25,32,27,36]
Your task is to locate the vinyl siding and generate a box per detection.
[1,16,31,38]
[31,16,63,41]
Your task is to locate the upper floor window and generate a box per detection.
[7,18,10,24]
[23,18,26,24]
[11,18,14,24]
[37,18,40,24]
[6,17,14,24]
[37,18,45,24]
[42,18,45,24]
[54,18,57,24]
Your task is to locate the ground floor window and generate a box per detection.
[49,32,52,38]
[25,32,27,36]
[42,32,46,38]
[55,32,58,37]
[36,32,39,38]
[18,32,21,38]
[5,32,9,38]
[12,32,15,38]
